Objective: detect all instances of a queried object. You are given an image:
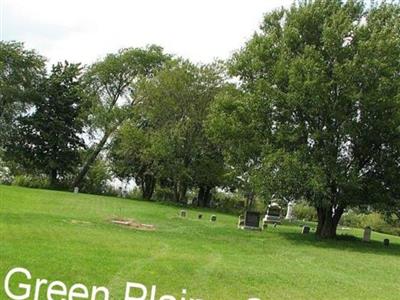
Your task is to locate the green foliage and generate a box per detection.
[210,0,400,237]
[4,62,87,186]
[80,159,112,194]
[12,175,50,189]
[0,41,45,146]
[0,158,12,184]
[73,45,169,188]
[112,60,227,204]
[293,202,318,222]
[341,211,400,236]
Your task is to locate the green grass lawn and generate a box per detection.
[1,185,399,300]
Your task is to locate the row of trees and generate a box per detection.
[1,0,399,238]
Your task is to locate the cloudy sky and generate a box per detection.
[1,0,292,65]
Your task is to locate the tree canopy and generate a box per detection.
[4,62,87,186]
[208,0,400,238]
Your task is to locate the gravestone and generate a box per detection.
[285,201,294,220]
[384,238,390,247]
[363,226,372,242]
[180,210,187,218]
[238,215,245,227]
[198,214,203,219]
[74,187,79,194]
[302,226,310,234]
[210,215,217,222]
[244,211,261,228]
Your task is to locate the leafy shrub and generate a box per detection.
[341,211,400,236]
[212,192,245,213]
[12,175,50,189]
[153,186,176,202]
[0,162,13,184]
[293,201,317,221]
[80,159,112,194]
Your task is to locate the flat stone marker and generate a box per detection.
[210,215,217,222]
[180,210,187,218]
[198,214,203,219]
[302,226,310,234]
[384,238,390,247]
[363,226,372,242]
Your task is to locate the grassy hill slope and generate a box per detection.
[1,185,399,299]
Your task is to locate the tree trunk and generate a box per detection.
[73,131,110,189]
[141,173,155,200]
[178,182,187,203]
[49,169,58,187]
[197,185,212,207]
[246,192,255,210]
[173,181,187,203]
[316,205,345,238]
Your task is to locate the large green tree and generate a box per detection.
[209,0,400,238]
[109,120,157,200]
[73,45,169,188]
[5,62,87,186]
[112,60,226,204]
[0,41,45,147]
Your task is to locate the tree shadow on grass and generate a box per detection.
[279,231,400,257]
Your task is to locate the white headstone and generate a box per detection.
[74,187,79,194]
[285,201,294,220]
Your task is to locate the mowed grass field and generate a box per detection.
[1,185,399,300]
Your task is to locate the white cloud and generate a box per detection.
[2,0,292,65]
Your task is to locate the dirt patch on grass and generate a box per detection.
[63,219,92,225]
[111,218,156,231]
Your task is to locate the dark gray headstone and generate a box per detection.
[302,226,310,234]
[384,238,390,247]
[210,215,217,222]
[180,210,187,218]
[244,211,261,228]
[198,214,203,219]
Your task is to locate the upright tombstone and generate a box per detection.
[363,226,372,242]
[238,211,262,230]
[384,239,390,247]
[285,202,294,220]
[264,203,282,224]
[210,215,217,222]
[245,211,261,230]
[198,214,203,219]
[73,187,79,194]
[302,226,310,234]
[180,210,187,218]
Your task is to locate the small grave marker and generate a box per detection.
[384,239,390,247]
[363,226,372,242]
[180,210,187,218]
[210,215,217,222]
[198,214,203,219]
[302,226,310,234]
[74,187,79,194]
